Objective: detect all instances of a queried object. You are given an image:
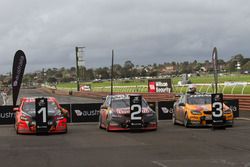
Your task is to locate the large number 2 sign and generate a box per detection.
[130,95,143,128]
[131,104,142,120]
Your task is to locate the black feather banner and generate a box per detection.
[12,50,26,107]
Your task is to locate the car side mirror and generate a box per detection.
[149,103,155,109]
[61,108,69,118]
[61,108,68,113]
[179,103,185,107]
[13,107,20,112]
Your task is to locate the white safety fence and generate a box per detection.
[174,82,250,94]
[48,82,250,94]
[93,85,148,92]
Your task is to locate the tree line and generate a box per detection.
[0,53,249,85]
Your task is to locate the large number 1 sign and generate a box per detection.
[211,94,224,128]
[130,95,143,129]
[35,98,48,133]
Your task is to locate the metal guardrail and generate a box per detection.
[93,85,148,92]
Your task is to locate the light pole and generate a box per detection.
[75,46,85,91]
[111,50,114,95]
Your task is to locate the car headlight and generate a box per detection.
[224,109,232,114]
[191,110,202,115]
[20,115,30,121]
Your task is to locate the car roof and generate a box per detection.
[187,94,211,97]
[21,97,57,102]
[107,94,142,100]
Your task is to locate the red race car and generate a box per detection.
[14,97,68,134]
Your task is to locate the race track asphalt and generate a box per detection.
[1,120,250,167]
[0,89,250,167]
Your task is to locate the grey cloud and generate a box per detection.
[0,0,250,73]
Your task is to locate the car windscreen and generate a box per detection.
[111,99,148,109]
[22,101,61,115]
[187,96,211,105]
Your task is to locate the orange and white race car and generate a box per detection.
[173,93,234,127]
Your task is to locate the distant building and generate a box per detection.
[200,67,207,72]
[160,65,176,74]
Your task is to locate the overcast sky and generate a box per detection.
[0,0,249,73]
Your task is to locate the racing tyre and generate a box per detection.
[99,115,104,129]
[106,114,111,132]
[106,122,110,132]
[16,126,20,135]
[63,127,68,134]
[184,113,190,128]
[172,113,177,125]
[228,120,234,127]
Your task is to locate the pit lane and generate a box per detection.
[1,88,102,105]
[0,89,250,167]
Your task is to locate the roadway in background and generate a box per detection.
[0,88,102,105]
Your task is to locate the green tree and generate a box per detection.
[85,68,95,81]
[113,64,122,79]
[122,60,134,78]
[242,61,250,71]
[47,77,57,83]
[95,67,110,79]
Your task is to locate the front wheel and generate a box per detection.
[105,114,111,132]
[106,121,110,132]
[227,120,234,127]
[62,127,68,134]
[99,115,104,129]
[16,126,19,134]
[184,113,190,128]
[172,112,177,125]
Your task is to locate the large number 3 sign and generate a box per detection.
[211,94,224,127]
[212,102,223,118]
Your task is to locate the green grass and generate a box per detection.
[56,74,250,94]
[173,74,250,84]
